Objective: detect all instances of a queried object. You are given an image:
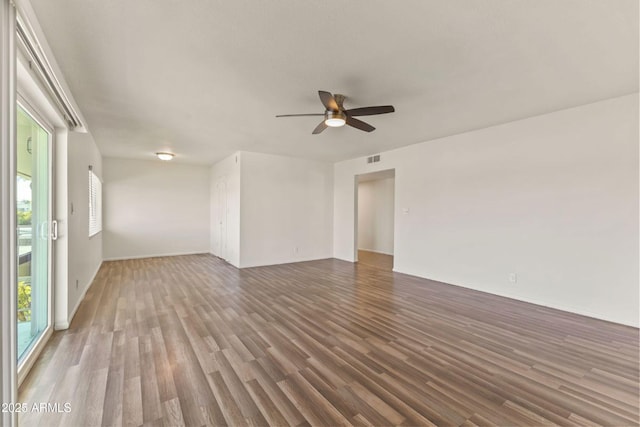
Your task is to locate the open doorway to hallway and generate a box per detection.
[355,169,395,271]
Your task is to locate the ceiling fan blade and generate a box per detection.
[346,116,375,132]
[276,113,324,117]
[345,105,395,117]
[318,90,339,111]
[312,121,328,134]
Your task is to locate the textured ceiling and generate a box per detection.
[30,0,639,164]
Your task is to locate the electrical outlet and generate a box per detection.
[508,273,517,283]
[294,247,299,254]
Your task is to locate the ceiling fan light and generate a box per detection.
[325,118,346,127]
[156,152,174,161]
[324,110,346,127]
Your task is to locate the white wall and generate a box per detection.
[239,152,333,268]
[65,131,103,326]
[210,152,241,267]
[103,158,210,260]
[358,178,395,255]
[335,94,639,327]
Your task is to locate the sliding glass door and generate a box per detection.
[16,104,52,363]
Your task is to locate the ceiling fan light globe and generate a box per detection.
[325,118,346,127]
[324,110,346,127]
[156,152,174,161]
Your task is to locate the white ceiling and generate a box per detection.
[30,0,638,165]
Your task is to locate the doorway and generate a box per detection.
[356,169,395,271]
[15,103,53,367]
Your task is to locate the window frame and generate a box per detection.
[88,167,102,237]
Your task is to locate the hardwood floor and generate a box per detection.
[357,250,394,271]
[19,254,639,426]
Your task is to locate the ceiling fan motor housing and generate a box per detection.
[325,110,347,127]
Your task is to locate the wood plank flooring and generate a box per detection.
[357,250,393,271]
[19,254,639,426]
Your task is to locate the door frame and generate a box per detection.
[0,1,17,423]
[15,95,55,385]
[354,168,396,268]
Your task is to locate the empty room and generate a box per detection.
[0,1,638,426]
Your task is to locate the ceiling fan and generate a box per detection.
[276,90,395,134]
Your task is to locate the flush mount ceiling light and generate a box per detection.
[156,152,174,161]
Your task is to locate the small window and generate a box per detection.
[88,168,102,237]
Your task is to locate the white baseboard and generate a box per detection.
[103,251,209,261]
[358,248,394,256]
[391,267,638,328]
[208,250,228,261]
[208,251,242,268]
[55,260,103,330]
[239,256,333,269]
[54,321,69,330]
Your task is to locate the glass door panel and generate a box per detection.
[16,105,51,363]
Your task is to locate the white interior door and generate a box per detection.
[216,180,227,261]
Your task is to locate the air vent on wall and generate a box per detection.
[366,154,381,164]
